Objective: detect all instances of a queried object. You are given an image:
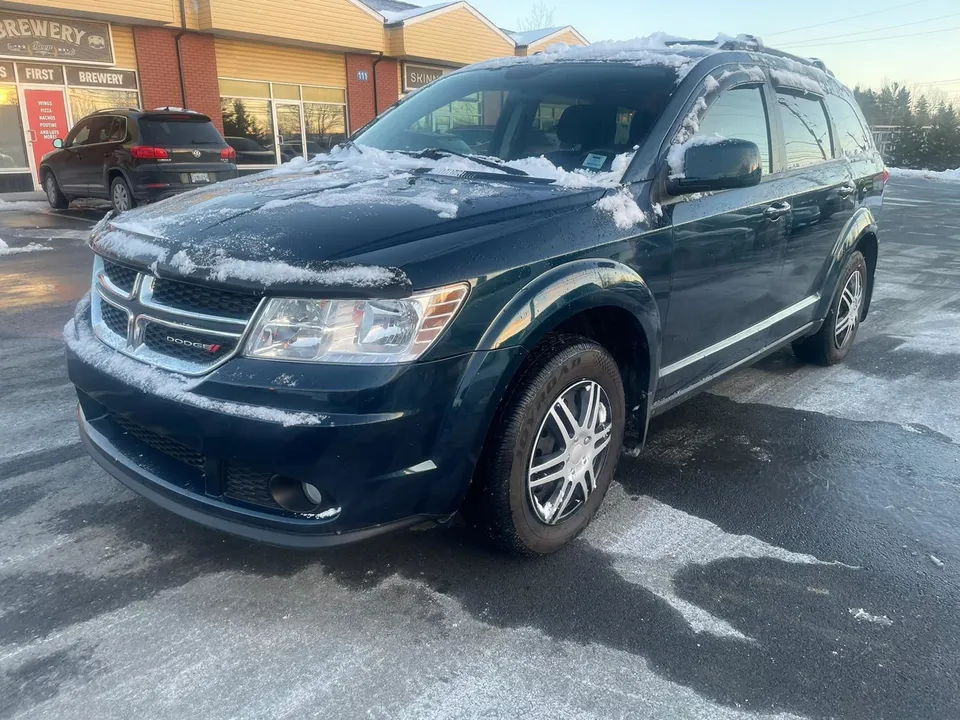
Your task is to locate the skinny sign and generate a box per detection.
[0,11,114,65]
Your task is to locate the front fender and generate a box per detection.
[815,207,878,319]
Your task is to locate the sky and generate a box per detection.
[461,0,960,101]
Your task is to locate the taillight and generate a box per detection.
[131,146,169,160]
[882,168,890,185]
[221,146,236,160]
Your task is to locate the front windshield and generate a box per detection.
[353,62,678,176]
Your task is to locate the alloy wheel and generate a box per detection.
[835,269,863,349]
[113,183,129,212]
[527,379,614,525]
[45,177,57,204]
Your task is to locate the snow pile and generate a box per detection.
[848,608,893,627]
[0,199,50,212]
[208,257,401,287]
[462,32,713,80]
[595,188,646,229]
[889,167,960,182]
[716,65,767,84]
[0,239,52,255]
[65,295,326,427]
[666,134,726,178]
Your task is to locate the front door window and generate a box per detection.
[275,103,304,163]
[0,85,28,169]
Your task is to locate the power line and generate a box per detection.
[765,0,932,37]
[777,24,960,48]
[779,11,960,47]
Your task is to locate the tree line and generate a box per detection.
[854,82,960,170]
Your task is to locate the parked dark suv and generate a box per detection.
[65,36,884,555]
[40,108,238,213]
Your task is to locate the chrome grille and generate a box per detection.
[90,255,263,375]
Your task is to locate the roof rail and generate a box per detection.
[666,35,835,77]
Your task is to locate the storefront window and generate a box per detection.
[219,79,270,98]
[303,103,346,156]
[273,84,300,101]
[221,98,275,165]
[302,86,345,104]
[68,88,140,125]
[0,85,28,168]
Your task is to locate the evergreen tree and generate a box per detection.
[889,119,927,168]
[925,104,960,171]
[914,96,932,126]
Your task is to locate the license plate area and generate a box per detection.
[190,172,210,183]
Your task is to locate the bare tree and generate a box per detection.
[516,2,555,31]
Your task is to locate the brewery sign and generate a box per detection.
[0,11,114,65]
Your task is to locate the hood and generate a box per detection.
[91,149,611,296]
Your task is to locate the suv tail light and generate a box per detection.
[221,146,236,160]
[881,168,890,185]
[131,146,170,160]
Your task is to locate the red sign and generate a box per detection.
[23,88,68,180]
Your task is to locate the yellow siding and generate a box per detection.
[111,26,137,69]
[17,0,177,25]
[527,29,586,54]
[215,38,345,88]
[400,7,513,65]
[385,27,405,57]
[204,0,382,52]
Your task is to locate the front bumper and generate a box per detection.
[66,305,523,547]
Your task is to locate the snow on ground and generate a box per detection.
[0,199,50,212]
[889,167,960,182]
[0,239,52,256]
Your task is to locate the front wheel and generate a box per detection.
[110,176,136,214]
[465,335,625,555]
[793,250,867,365]
[43,172,69,209]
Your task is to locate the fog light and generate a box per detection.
[301,482,323,505]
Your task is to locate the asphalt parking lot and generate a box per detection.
[1,177,958,719]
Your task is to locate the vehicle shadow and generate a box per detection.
[7,395,958,718]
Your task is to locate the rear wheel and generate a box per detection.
[110,176,135,213]
[465,335,625,555]
[43,172,69,209]
[793,251,867,365]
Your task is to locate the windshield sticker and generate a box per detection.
[582,153,608,171]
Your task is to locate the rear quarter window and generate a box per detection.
[825,94,874,156]
[776,92,833,169]
[139,118,224,146]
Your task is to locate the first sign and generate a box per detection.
[0,11,113,65]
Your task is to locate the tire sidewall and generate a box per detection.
[111,177,132,213]
[505,345,625,553]
[826,251,867,362]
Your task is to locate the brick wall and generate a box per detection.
[345,54,400,134]
[133,28,223,132]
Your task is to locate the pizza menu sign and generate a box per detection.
[0,11,114,65]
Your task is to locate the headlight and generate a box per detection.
[243,283,469,364]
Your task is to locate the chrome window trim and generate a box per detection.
[659,294,819,378]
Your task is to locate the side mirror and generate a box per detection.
[53,138,64,149]
[666,139,762,196]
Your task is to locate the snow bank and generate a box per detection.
[889,167,960,182]
[0,239,52,256]
[0,199,50,212]
[595,188,646,229]
[65,295,326,427]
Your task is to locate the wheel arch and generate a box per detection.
[815,207,878,321]
[477,258,662,442]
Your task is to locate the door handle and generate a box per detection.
[26,129,37,143]
[837,183,856,197]
[763,201,791,219]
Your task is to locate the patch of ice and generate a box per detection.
[666,133,726,178]
[0,240,52,255]
[595,188,646,229]
[889,167,960,182]
[298,506,341,519]
[849,608,893,626]
[65,296,326,427]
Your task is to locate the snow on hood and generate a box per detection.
[92,145,632,291]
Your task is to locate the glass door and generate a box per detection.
[274,102,304,164]
[0,84,30,172]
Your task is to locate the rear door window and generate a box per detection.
[776,92,833,169]
[825,94,873,156]
[696,86,772,174]
[139,117,224,146]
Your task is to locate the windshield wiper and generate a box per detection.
[414,148,528,177]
